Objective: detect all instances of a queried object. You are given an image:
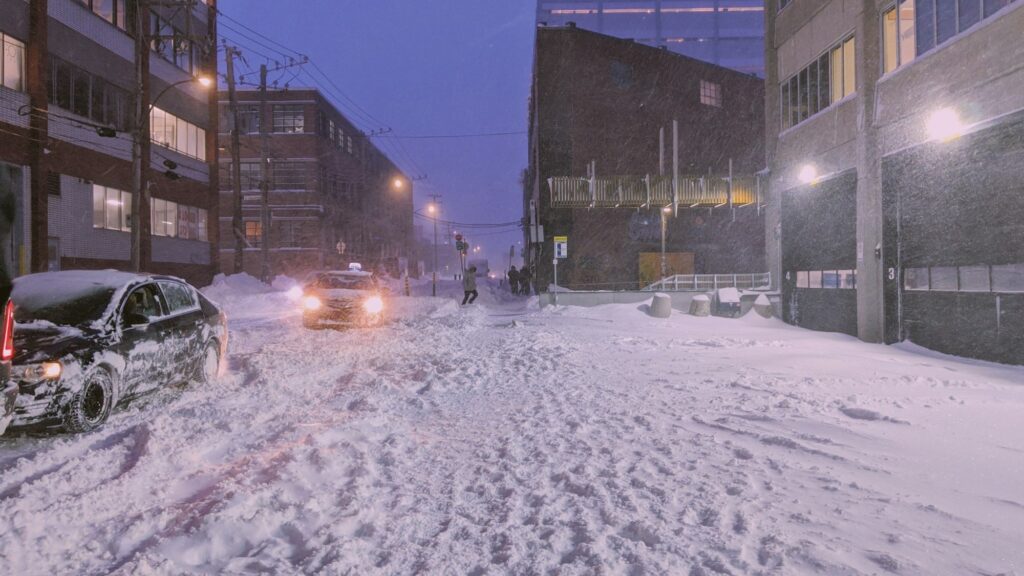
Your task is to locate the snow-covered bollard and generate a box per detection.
[649,293,672,318]
[689,294,711,316]
[753,293,773,318]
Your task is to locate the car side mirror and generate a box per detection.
[123,311,149,327]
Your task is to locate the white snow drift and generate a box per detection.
[1,275,1022,575]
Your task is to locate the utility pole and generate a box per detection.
[224,45,244,274]
[130,0,152,272]
[27,0,48,273]
[258,63,270,283]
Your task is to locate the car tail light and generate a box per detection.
[2,300,14,362]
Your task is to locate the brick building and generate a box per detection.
[0,0,219,285]
[217,88,413,280]
[765,0,1023,364]
[526,24,765,291]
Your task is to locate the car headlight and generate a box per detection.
[15,361,63,383]
[303,295,322,311]
[363,296,384,314]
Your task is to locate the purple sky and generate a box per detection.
[218,0,535,267]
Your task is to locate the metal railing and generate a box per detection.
[548,174,760,209]
[644,273,772,292]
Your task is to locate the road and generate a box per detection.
[1,279,1023,575]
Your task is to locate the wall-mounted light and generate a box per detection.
[797,164,818,184]
[926,107,964,142]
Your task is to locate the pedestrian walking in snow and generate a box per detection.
[508,266,520,294]
[462,266,479,305]
[519,266,532,296]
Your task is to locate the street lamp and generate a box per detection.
[130,73,213,271]
[428,202,438,296]
[661,206,672,279]
[797,164,818,185]
[392,177,405,191]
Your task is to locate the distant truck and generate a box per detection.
[467,259,489,277]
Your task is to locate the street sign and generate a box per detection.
[554,235,568,259]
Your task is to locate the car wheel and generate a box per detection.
[63,369,115,433]
[196,341,221,384]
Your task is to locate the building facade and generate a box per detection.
[217,88,413,280]
[536,0,766,75]
[0,0,219,285]
[526,25,766,292]
[765,0,1023,364]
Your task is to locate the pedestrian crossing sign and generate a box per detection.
[554,236,568,259]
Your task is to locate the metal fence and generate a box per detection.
[644,273,772,292]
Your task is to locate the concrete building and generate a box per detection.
[536,0,766,75]
[765,0,1023,364]
[526,25,766,292]
[0,0,219,285]
[217,88,413,280]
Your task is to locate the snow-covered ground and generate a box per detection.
[2,276,1023,575]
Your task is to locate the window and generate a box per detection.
[79,0,128,31]
[699,80,721,107]
[159,281,197,313]
[796,271,809,288]
[912,0,1017,58]
[148,199,209,241]
[904,267,929,290]
[822,271,840,288]
[781,35,855,129]
[930,267,958,291]
[47,55,131,131]
[150,107,207,160]
[882,1,918,73]
[958,266,990,292]
[839,270,856,289]
[2,33,25,92]
[237,105,260,133]
[92,185,132,232]
[151,198,178,237]
[992,264,1024,292]
[273,104,304,133]
[245,221,262,247]
[272,162,306,190]
[277,221,303,248]
[123,284,166,322]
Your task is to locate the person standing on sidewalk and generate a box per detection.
[462,266,479,305]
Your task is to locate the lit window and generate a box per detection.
[245,221,262,247]
[699,80,722,107]
[92,185,132,232]
[882,1,917,73]
[796,271,809,288]
[150,107,206,160]
[2,33,26,92]
[151,198,178,237]
[781,34,855,130]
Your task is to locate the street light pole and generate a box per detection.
[661,206,671,279]
[432,210,438,297]
[129,0,151,272]
[427,193,442,297]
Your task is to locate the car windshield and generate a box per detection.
[13,286,116,328]
[311,275,375,290]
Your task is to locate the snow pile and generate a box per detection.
[717,286,741,303]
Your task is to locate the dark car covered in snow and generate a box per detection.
[299,266,387,329]
[6,270,227,433]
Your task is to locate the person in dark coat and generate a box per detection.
[462,266,478,305]
[518,266,532,296]
[508,266,519,294]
